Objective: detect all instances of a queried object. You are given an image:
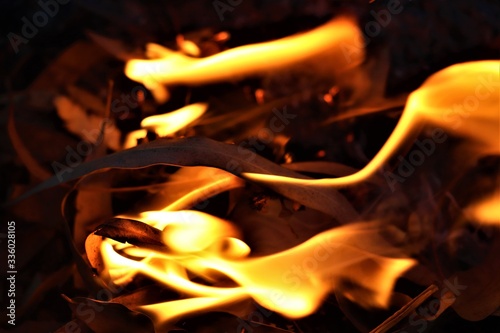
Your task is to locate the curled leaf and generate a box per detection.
[11,137,359,222]
[63,295,155,333]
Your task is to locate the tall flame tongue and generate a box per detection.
[244,60,500,188]
[124,16,364,101]
[98,212,414,327]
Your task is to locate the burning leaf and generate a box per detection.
[11,137,359,222]
[154,166,244,212]
[95,218,165,247]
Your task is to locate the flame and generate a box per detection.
[141,102,207,137]
[124,16,363,91]
[95,13,499,329]
[123,129,147,149]
[465,190,500,225]
[177,35,202,57]
[244,60,500,188]
[123,103,207,148]
[97,213,414,327]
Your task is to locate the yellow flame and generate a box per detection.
[244,60,500,188]
[123,129,147,149]
[465,190,500,225]
[122,103,207,148]
[140,102,207,137]
[98,214,414,325]
[177,35,201,57]
[124,16,363,88]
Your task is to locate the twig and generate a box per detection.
[370,284,439,333]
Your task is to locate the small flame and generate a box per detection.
[123,103,207,148]
[177,35,202,57]
[140,102,207,137]
[123,129,147,149]
[465,190,500,225]
[244,61,500,188]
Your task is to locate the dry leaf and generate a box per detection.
[11,137,359,222]
[54,95,121,151]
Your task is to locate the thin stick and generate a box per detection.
[370,284,439,333]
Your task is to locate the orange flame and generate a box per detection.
[465,190,500,226]
[123,103,207,148]
[124,16,363,94]
[244,60,500,188]
[140,102,207,137]
[98,214,414,326]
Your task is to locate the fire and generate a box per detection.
[140,102,207,137]
[88,13,499,330]
[124,16,364,97]
[465,190,500,226]
[96,214,414,327]
[123,103,207,148]
[244,60,500,188]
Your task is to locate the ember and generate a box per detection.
[2,1,500,333]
